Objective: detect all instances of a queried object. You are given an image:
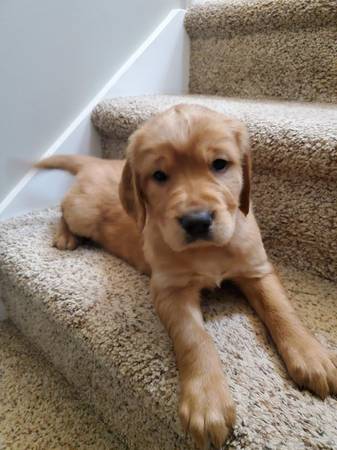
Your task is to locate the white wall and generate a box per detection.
[0,0,186,204]
[0,9,189,220]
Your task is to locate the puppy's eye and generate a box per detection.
[211,159,228,172]
[152,170,168,183]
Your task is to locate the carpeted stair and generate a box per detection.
[92,94,337,283]
[1,209,337,449]
[1,1,337,449]
[0,320,126,450]
[186,0,337,103]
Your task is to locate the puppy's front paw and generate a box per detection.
[281,336,337,399]
[53,230,78,250]
[179,372,236,449]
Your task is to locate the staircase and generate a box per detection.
[1,1,337,449]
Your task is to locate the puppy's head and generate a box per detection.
[119,104,251,252]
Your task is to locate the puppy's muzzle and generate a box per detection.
[178,210,213,242]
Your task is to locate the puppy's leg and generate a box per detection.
[152,282,235,449]
[235,271,337,398]
[53,215,79,251]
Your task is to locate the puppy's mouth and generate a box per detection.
[185,230,213,244]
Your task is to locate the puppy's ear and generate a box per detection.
[119,156,146,230]
[240,150,252,216]
[234,123,252,216]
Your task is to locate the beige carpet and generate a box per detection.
[185,0,337,102]
[0,320,127,450]
[1,208,337,449]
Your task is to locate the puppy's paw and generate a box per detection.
[53,230,78,251]
[179,372,236,449]
[281,336,337,399]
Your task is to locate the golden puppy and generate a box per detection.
[37,104,337,449]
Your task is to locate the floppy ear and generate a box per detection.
[239,150,252,216]
[119,158,146,230]
[234,123,252,216]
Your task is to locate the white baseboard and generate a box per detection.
[0,9,189,220]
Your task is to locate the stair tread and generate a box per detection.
[92,94,337,181]
[1,208,337,448]
[185,0,337,39]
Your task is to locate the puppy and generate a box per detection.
[37,104,337,449]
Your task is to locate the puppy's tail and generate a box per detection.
[35,154,98,175]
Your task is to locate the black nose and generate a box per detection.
[179,211,213,238]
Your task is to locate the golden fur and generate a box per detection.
[36,105,337,449]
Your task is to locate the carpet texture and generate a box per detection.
[1,1,337,448]
[91,94,337,282]
[0,320,127,450]
[185,0,337,102]
[0,209,337,449]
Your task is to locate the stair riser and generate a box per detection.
[188,29,337,103]
[254,171,336,281]
[101,138,336,282]
[1,273,93,401]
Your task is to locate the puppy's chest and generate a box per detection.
[186,250,269,288]
[190,258,234,288]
